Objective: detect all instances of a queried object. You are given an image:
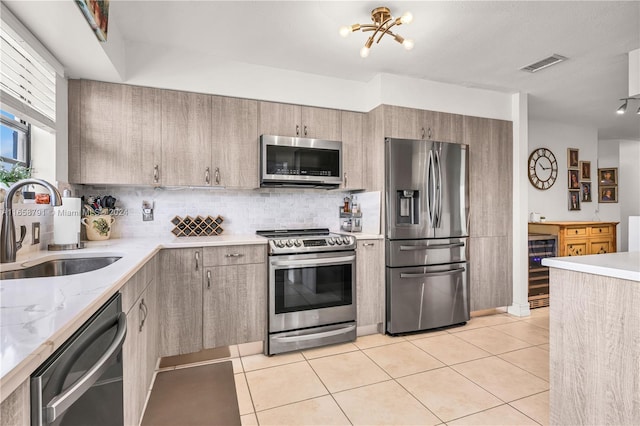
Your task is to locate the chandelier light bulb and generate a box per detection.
[403,39,415,50]
[339,26,351,38]
[401,12,413,25]
[360,46,370,58]
[616,100,627,114]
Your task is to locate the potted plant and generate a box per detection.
[0,162,32,203]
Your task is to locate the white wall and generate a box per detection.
[30,126,55,183]
[528,120,599,221]
[597,140,621,249]
[619,140,640,251]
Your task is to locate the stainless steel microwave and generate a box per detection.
[260,135,342,188]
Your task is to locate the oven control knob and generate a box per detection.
[294,239,302,247]
[328,238,335,245]
[342,237,351,245]
[275,240,285,248]
[335,238,343,245]
[286,240,293,247]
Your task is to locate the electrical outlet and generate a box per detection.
[32,222,40,245]
[142,201,154,221]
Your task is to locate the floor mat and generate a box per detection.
[159,346,231,369]
[142,361,240,426]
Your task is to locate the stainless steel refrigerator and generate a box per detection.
[385,137,470,334]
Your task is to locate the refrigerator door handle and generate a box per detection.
[400,267,466,279]
[399,242,465,251]
[435,147,443,228]
[427,149,436,226]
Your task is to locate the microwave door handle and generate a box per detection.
[400,267,466,279]
[45,313,127,423]
[272,255,355,268]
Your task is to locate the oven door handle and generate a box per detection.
[45,312,127,423]
[271,255,355,268]
[272,324,356,343]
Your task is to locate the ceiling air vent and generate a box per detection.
[521,54,568,73]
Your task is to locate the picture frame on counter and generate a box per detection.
[598,167,617,185]
[580,161,591,180]
[581,182,592,202]
[567,148,579,168]
[599,186,617,203]
[569,190,580,211]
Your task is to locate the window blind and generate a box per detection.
[0,24,56,130]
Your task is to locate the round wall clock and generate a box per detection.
[528,147,558,190]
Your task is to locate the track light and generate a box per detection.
[341,6,414,57]
[616,96,640,115]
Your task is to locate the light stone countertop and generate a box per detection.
[542,251,640,282]
[0,235,267,400]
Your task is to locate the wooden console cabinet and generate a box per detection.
[528,221,618,257]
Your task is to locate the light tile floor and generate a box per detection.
[218,308,549,425]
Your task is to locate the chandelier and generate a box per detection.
[616,96,640,115]
[340,6,414,58]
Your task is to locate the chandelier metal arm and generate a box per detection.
[376,20,399,44]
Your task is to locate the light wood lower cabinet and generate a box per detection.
[122,260,158,426]
[202,245,267,348]
[528,221,618,256]
[469,236,512,311]
[158,248,203,357]
[0,380,29,426]
[356,239,385,328]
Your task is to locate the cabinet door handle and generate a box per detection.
[195,251,199,271]
[344,172,348,188]
[303,125,308,136]
[575,230,578,234]
[296,125,300,136]
[215,167,220,185]
[139,298,148,332]
[205,167,211,185]
[363,243,375,247]
[421,127,425,140]
[225,253,244,258]
[207,270,211,289]
[153,165,159,183]
[428,127,432,139]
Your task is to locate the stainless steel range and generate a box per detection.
[256,228,357,355]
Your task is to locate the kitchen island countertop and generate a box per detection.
[542,251,640,282]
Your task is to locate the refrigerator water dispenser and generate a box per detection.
[397,190,420,225]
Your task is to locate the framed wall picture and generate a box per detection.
[76,0,110,42]
[579,161,591,180]
[567,148,579,168]
[569,190,580,211]
[580,182,592,202]
[599,186,617,203]
[568,169,580,189]
[598,168,617,185]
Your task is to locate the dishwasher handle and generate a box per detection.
[45,312,127,423]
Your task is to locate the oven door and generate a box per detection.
[269,251,356,333]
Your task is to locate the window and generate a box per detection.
[0,109,30,170]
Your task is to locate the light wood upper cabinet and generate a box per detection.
[68,80,161,185]
[465,116,513,238]
[341,111,364,190]
[211,96,259,188]
[258,101,341,140]
[158,248,203,357]
[383,105,463,143]
[161,90,212,186]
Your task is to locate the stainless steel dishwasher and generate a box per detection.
[31,293,127,426]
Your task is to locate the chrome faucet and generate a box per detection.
[1,179,62,263]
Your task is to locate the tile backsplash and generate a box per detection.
[78,186,350,238]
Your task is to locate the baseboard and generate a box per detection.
[507,302,531,317]
[357,323,381,336]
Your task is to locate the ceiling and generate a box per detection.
[5,1,640,140]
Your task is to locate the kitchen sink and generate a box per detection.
[0,256,122,280]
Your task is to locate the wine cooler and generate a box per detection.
[528,234,557,309]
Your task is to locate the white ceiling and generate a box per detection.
[5,1,640,140]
